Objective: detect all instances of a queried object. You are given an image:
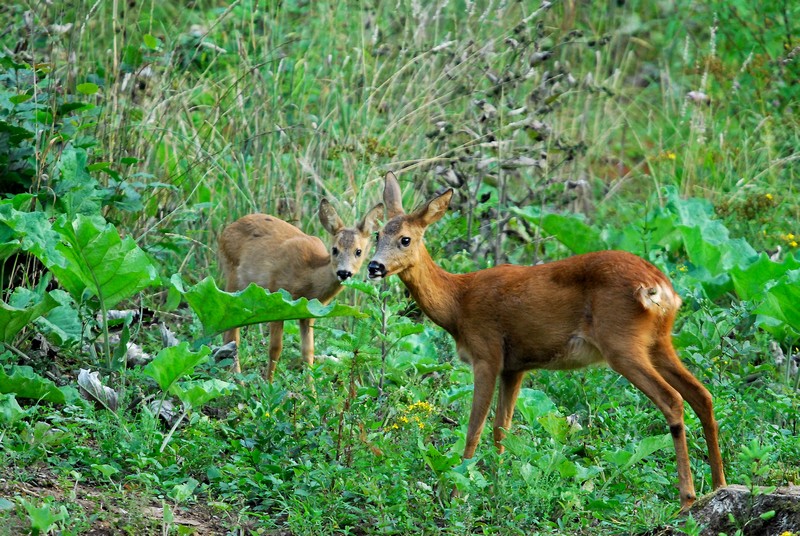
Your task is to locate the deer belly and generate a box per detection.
[541,335,605,370]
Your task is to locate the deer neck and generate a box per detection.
[398,244,464,335]
[301,254,343,304]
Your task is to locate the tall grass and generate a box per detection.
[2,0,799,533]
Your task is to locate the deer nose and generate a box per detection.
[337,270,353,281]
[367,261,385,279]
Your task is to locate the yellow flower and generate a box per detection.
[666,151,676,160]
[678,265,688,273]
[765,193,774,200]
[791,241,798,248]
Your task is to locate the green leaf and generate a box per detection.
[91,463,119,480]
[53,146,102,216]
[538,412,570,443]
[48,214,160,308]
[143,343,211,392]
[172,379,236,409]
[755,270,800,339]
[0,292,58,343]
[143,34,158,49]
[0,200,65,265]
[35,290,82,346]
[509,207,606,254]
[731,253,800,301]
[0,393,27,424]
[76,82,99,95]
[23,501,68,532]
[516,388,558,426]
[622,434,672,471]
[9,94,32,104]
[0,365,79,404]
[171,275,364,337]
[0,120,34,144]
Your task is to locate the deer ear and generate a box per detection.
[319,199,344,235]
[413,189,453,227]
[358,203,384,236]
[383,172,405,218]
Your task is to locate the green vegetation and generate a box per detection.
[1,0,798,534]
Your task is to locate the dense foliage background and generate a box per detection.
[1,0,798,534]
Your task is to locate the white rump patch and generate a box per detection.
[636,283,681,314]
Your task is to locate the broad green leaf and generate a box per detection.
[622,434,672,471]
[91,464,119,479]
[516,388,558,426]
[755,271,800,339]
[49,214,160,308]
[0,292,58,343]
[76,82,99,95]
[0,119,34,143]
[0,365,79,404]
[730,253,800,301]
[0,200,65,265]
[23,501,68,532]
[0,393,26,424]
[538,412,570,443]
[143,343,211,393]
[171,275,364,337]
[172,379,236,409]
[35,290,82,346]
[143,34,158,49]
[54,146,102,216]
[509,207,605,254]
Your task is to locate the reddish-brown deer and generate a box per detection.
[220,199,383,380]
[367,172,726,510]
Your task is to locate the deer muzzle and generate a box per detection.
[367,261,386,279]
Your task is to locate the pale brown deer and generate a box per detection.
[367,172,726,510]
[220,199,383,380]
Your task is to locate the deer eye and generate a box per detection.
[332,247,339,256]
[355,248,362,257]
[400,237,411,247]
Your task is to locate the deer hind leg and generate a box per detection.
[266,321,284,382]
[299,318,315,367]
[651,340,727,490]
[607,349,696,510]
[493,370,526,453]
[464,355,501,459]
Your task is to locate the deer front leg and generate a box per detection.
[299,318,315,367]
[223,327,241,373]
[266,321,284,382]
[464,358,500,459]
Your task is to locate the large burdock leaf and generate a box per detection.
[0,292,58,343]
[755,270,800,340]
[0,393,26,424]
[143,343,211,393]
[0,196,65,265]
[170,275,364,337]
[48,214,160,308]
[0,365,79,404]
[172,379,236,409]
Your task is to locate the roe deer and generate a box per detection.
[220,199,383,380]
[367,172,726,510]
